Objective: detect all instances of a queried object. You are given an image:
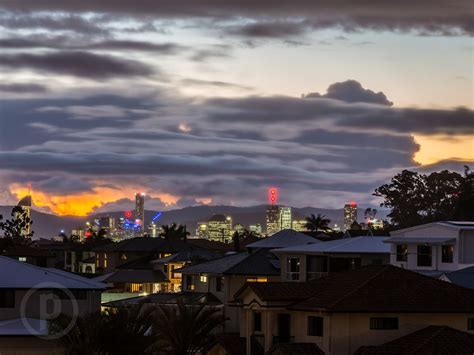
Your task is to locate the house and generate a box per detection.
[232,264,474,354]
[272,236,390,281]
[176,249,281,332]
[385,221,474,274]
[246,229,319,251]
[0,239,55,267]
[0,255,105,353]
[355,325,474,354]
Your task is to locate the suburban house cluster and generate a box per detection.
[1,221,474,354]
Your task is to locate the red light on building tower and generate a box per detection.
[349,201,357,207]
[268,187,278,205]
[124,210,133,219]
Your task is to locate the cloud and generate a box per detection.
[0,1,472,36]
[0,51,155,79]
[180,78,252,90]
[304,80,393,106]
[0,83,48,93]
[225,20,307,38]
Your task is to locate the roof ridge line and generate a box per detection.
[226,249,263,273]
[325,265,391,311]
[325,238,357,251]
[407,326,446,355]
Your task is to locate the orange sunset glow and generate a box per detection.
[413,134,474,165]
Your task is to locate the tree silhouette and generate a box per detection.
[159,223,190,241]
[0,206,34,243]
[305,214,331,232]
[148,300,227,355]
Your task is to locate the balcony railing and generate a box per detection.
[306,272,328,280]
[272,336,294,345]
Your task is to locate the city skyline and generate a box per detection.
[0,1,472,216]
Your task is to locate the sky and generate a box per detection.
[0,1,473,216]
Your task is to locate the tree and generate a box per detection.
[374,168,469,228]
[453,166,474,220]
[159,223,190,241]
[148,301,227,355]
[305,214,331,232]
[0,206,34,243]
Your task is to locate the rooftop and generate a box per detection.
[103,291,222,308]
[390,221,474,235]
[93,269,167,284]
[0,255,105,289]
[234,265,474,313]
[356,325,474,355]
[246,229,319,249]
[94,237,192,253]
[442,266,474,289]
[272,236,390,255]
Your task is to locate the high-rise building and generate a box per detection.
[71,228,85,241]
[148,222,162,237]
[344,201,358,231]
[207,214,233,243]
[249,223,262,236]
[233,223,245,234]
[266,205,280,236]
[195,222,209,239]
[291,219,307,232]
[135,192,145,234]
[94,216,116,238]
[15,195,32,238]
[279,206,292,230]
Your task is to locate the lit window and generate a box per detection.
[120,253,127,261]
[104,253,108,268]
[131,283,142,293]
[200,275,208,283]
[442,245,454,263]
[18,257,27,262]
[396,244,408,262]
[246,277,268,283]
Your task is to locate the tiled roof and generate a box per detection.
[246,229,319,249]
[355,326,474,355]
[268,343,325,355]
[272,236,389,255]
[213,333,246,355]
[152,249,224,264]
[94,237,192,253]
[235,265,474,313]
[176,249,280,276]
[442,266,474,289]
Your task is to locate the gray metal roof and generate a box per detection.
[443,266,474,289]
[0,256,105,289]
[246,229,319,249]
[96,269,167,284]
[384,236,456,244]
[272,236,390,254]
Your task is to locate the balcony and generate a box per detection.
[286,272,300,281]
[306,271,328,280]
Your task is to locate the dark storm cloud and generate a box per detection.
[0,83,48,93]
[0,0,471,36]
[225,21,307,38]
[0,36,185,53]
[0,51,155,79]
[304,80,393,106]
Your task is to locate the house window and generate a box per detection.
[0,290,15,308]
[200,275,208,283]
[417,245,432,267]
[287,257,300,281]
[442,245,454,263]
[104,253,108,268]
[254,312,262,332]
[131,283,142,293]
[396,244,408,262]
[370,317,398,330]
[185,275,194,291]
[216,277,223,292]
[246,277,268,283]
[468,318,474,330]
[307,316,324,336]
[120,253,127,261]
[18,257,27,262]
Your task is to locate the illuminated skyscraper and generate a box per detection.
[279,206,292,230]
[344,201,358,231]
[15,195,32,238]
[249,223,262,236]
[207,214,233,243]
[266,205,280,235]
[291,219,307,232]
[135,192,145,234]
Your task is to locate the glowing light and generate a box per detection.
[268,187,278,205]
[349,201,357,207]
[152,212,163,222]
[124,210,133,219]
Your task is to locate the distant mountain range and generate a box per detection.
[0,205,388,238]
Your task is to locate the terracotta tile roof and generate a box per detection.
[355,325,474,355]
[268,343,325,355]
[235,265,474,313]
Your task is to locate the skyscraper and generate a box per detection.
[344,201,358,231]
[135,192,145,234]
[266,205,280,236]
[279,206,292,230]
[15,195,32,238]
[207,214,233,243]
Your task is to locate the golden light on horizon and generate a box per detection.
[10,184,179,216]
[413,134,474,165]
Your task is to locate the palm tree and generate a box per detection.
[159,223,190,241]
[148,300,227,355]
[305,213,331,232]
[51,303,154,355]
